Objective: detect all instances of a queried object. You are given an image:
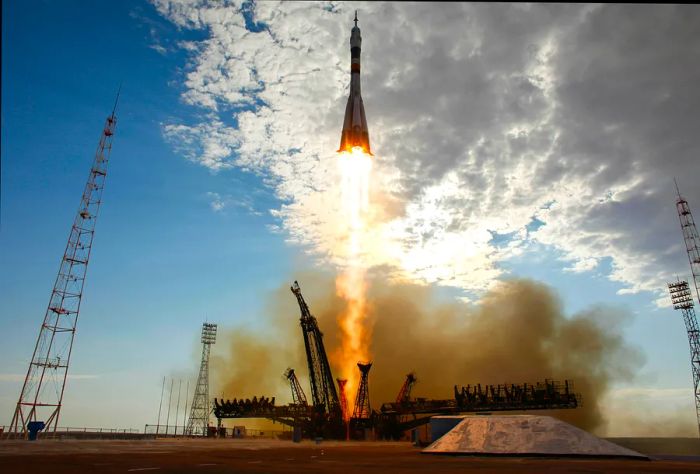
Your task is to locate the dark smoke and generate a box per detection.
[210,270,643,433]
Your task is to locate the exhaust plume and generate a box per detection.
[210,271,644,433]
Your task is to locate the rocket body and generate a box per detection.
[338,13,372,155]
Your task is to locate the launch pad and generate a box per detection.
[213,281,581,440]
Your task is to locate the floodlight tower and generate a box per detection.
[676,182,700,304]
[186,323,217,436]
[8,97,119,436]
[667,280,700,436]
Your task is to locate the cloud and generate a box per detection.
[154,1,700,302]
[205,191,262,215]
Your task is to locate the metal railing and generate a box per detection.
[1,425,142,440]
[143,424,189,436]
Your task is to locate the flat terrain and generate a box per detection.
[1,438,699,473]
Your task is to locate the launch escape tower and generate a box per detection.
[291,281,340,416]
[186,323,217,436]
[8,99,119,436]
[671,182,700,436]
[667,280,700,436]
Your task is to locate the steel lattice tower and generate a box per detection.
[290,281,339,415]
[284,368,308,407]
[352,362,372,419]
[676,182,700,303]
[396,372,417,404]
[667,280,700,436]
[186,323,217,436]
[337,378,348,421]
[8,99,119,436]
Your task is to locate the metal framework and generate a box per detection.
[284,368,308,407]
[396,372,417,404]
[8,100,119,436]
[186,323,217,436]
[214,377,580,440]
[352,362,372,419]
[290,281,339,414]
[668,280,700,436]
[337,378,349,421]
[676,182,700,304]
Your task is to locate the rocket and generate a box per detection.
[338,11,372,155]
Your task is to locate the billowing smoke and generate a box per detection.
[210,270,644,433]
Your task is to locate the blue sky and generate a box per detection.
[2,1,699,435]
[0,0,295,429]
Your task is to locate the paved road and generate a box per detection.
[1,439,699,473]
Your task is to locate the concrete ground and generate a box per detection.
[1,438,699,473]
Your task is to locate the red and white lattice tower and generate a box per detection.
[671,181,700,437]
[676,181,700,304]
[667,280,700,436]
[337,378,348,421]
[8,96,119,436]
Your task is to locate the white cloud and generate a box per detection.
[154,1,700,302]
[207,191,226,212]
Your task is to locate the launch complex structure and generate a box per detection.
[6,10,698,445]
[213,281,581,440]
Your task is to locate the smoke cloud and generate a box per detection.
[210,270,644,433]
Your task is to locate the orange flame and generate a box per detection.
[334,147,373,404]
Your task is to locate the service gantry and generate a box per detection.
[284,368,308,407]
[213,376,580,440]
[186,323,217,436]
[8,96,119,437]
[290,281,340,415]
[396,372,417,404]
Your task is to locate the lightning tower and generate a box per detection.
[8,97,119,436]
[667,280,700,436]
[672,182,700,436]
[186,323,217,436]
[676,182,700,303]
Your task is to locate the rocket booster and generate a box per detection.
[338,11,372,155]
